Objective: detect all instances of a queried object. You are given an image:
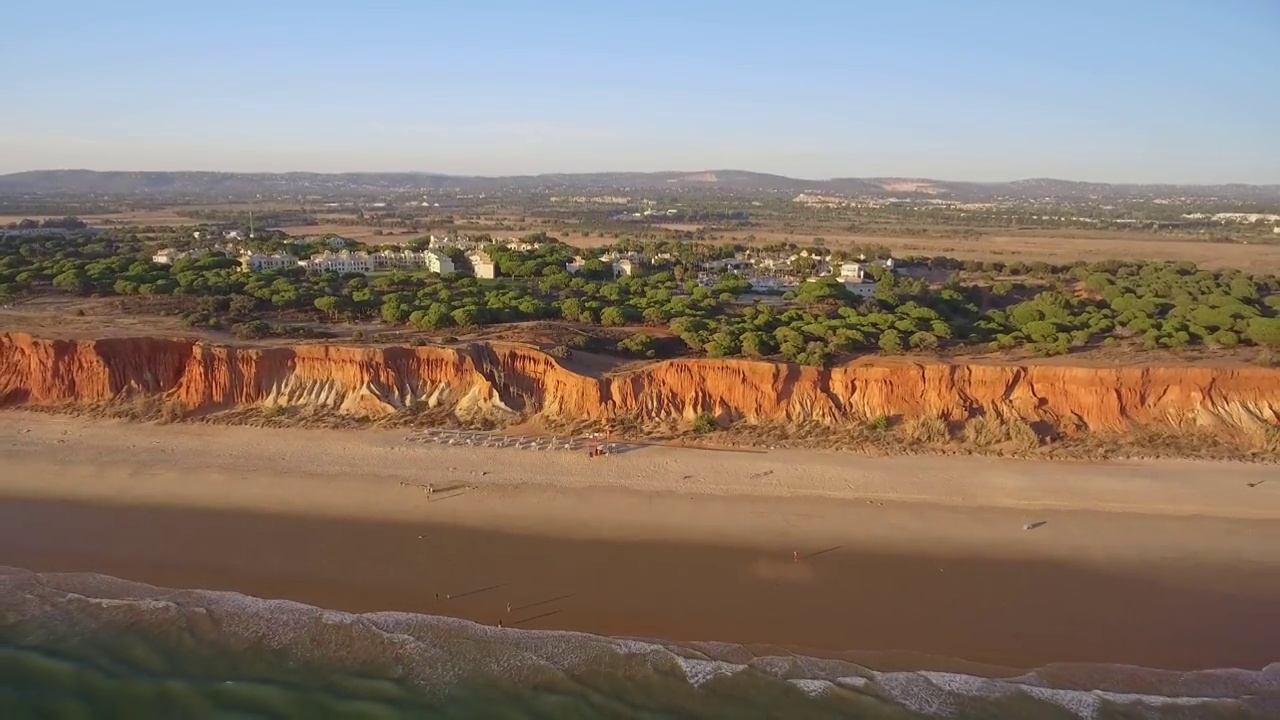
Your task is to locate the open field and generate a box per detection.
[0,210,197,227]
[706,228,1280,272]
[12,201,1278,272]
[549,229,1280,271]
[276,223,418,242]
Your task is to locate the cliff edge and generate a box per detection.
[2,332,1278,448]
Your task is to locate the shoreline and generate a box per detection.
[5,498,1279,673]
[2,412,1279,671]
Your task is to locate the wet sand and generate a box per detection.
[1,412,1279,672]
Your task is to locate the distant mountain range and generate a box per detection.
[1,169,1277,201]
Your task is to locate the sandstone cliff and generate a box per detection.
[2,332,1278,441]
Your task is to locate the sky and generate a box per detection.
[2,0,1278,183]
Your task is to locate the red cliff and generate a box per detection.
[2,332,1278,439]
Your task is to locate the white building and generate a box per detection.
[748,276,798,292]
[600,250,641,264]
[503,238,543,252]
[701,257,752,273]
[469,251,497,279]
[565,256,586,274]
[294,248,456,274]
[297,250,374,273]
[838,262,868,281]
[841,281,877,298]
[152,248,207,265]
[840,257,894,281]
[377,249,453,274]
[240,252,298,272]
[428,234,480,252]
[614,258,636,277]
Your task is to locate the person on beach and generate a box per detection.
[793,551,799,563]
[497,619,503,629]
[506,602,511,613]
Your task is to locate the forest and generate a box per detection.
[2,231,1279,363]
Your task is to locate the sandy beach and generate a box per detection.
[1,411,1278,672]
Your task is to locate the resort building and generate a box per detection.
[239,253,299,272]
[469,251,497,279]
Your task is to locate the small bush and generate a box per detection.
[159,401,187,424]
[565,333,603,352]
[1244,423,1280,454]
[867,415,891,432]
[352,329,365,341]
[903,415,949,444]
[616,332,657,358]
[231,320,272,340]
[691,412,718,434]
[547,345,573,359]
[962,415,1040,450]
[963,416,1005,447]
[1006,418,1040,450]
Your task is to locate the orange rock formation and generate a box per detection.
[2,332,1278,435]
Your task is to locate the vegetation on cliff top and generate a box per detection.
[2,230,1279,365]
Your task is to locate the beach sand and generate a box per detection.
[1,411,1278,672]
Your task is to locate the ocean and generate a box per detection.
[1,567,1275,719]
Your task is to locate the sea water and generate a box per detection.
[0,567,1275,719]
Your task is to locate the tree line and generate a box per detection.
[2,231,1278,361]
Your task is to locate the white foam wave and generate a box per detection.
[872,669,1245,720]
[787,678,836,697]
[2,566,1276,719]
[677,657,747,687]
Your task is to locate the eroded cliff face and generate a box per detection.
[2,332,1278,436]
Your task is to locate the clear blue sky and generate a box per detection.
[2,0,1277,183]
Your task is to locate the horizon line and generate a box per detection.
[2,167,1279,188]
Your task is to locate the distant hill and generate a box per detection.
[0,169,1276,201]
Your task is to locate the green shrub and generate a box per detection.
[1211,330,1239,347]
[616,333,657,358]
[232,320,272,340]
[691,412,718,434]
[1245,318,1280,347]
[878,328,904,353]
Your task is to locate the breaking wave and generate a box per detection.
[1,566,1276,719]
